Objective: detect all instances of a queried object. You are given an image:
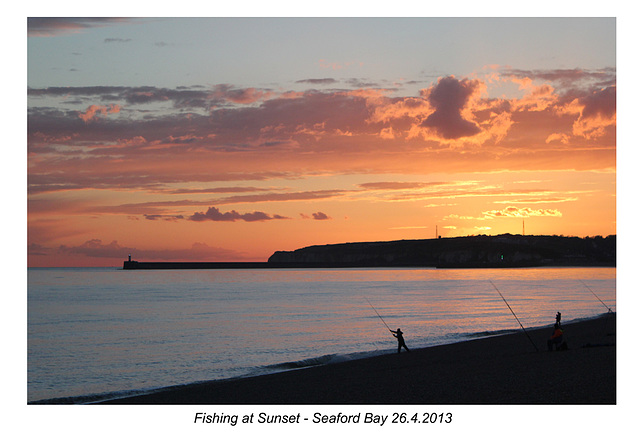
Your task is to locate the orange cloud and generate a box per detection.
[512,81,558,112]
[571,86,616,139]
[367,96,431,126]
[483,206,562,218]
[545,133,571,145]
[78,104,120,122]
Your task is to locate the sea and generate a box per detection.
[27,266,616,404]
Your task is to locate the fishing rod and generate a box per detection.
[364,297,393,334]
[580,280,613,313]
[489,280,539,352]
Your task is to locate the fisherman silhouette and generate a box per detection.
[390,328,411,353]
[547,323,564,351]
[555,311,562,327]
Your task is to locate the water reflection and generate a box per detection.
[28,266,615,402]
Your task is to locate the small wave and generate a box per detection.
[244,349,392,378]
[264,354,342,370]
[464,328,519,339]
[28,388,167,405]
[28,355,362,404]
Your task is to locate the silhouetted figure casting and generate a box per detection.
[391,328,410,353]
[547,323,565,351]
[555,311,562,328]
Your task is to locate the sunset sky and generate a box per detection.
[27,16,617,267]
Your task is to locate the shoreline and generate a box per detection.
[65,314,616,405]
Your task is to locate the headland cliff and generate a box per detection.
[267,234,616,268]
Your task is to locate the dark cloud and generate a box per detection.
[312,212,331,220]
[300,212,331,220]
[27,160,295,195]
[143,214,184,221]
[359,181,447,190]
[27,18,132,37]
[58,239,126,258]
[104,38,132,44]
[211,190,345,205]
[296,78,338,85]
[27,84,285,111]
[83,200,197,215]
[345,78,383,89]
[210,84,273,104]
[580,86,616,119]
[28,86,213,109]
[420,76,481,139]
[503,67,616,91]
[27,86,371,143]
[29,239,244,261]
[160,186,276,195]
[189,206,289,222]
[28,86,126,97]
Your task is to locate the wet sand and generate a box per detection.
[100,314,615,405]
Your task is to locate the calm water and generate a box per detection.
[27,266,615,403]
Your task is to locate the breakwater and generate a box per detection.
[122,261,367,270]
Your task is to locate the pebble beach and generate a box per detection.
[100,314,616,405]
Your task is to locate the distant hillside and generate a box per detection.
[268,234,616,268]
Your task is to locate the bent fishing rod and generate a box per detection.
[580,280,613,313]
[364,297,393,334]
[489,281,539,352]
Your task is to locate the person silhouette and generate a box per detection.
[547,323,564,351]
[390,328,411,353]
[555,311,562,327]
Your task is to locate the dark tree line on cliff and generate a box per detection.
[268,234,616,268]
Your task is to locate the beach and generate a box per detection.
[99,314,615,405]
